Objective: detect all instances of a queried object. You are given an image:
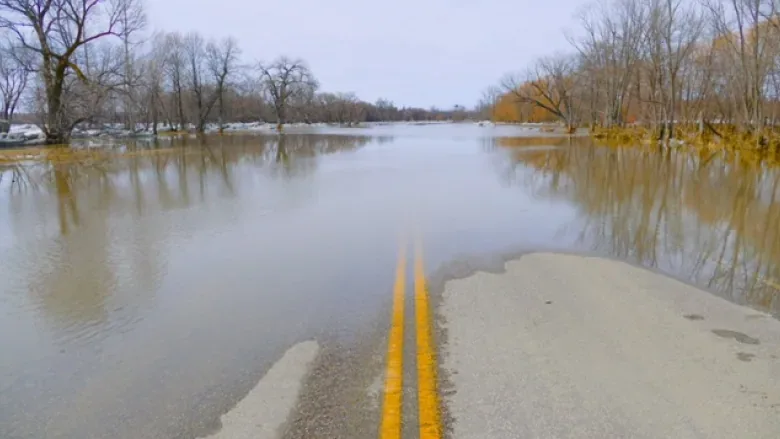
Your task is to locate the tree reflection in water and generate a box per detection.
[0,133,374,334]
[497,138,780,315]
[2,134,374,234]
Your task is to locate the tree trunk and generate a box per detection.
[45,85,69,144]
[668,80,677,140]
[176,91,186,132]
[698,111,704,136]
[658,107,666,142]
[151,96,159,136]
[45,128,69,145]
[218,92,225,135]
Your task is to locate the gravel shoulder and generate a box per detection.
[438,252,780,439]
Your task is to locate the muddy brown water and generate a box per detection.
[1,124,779,438]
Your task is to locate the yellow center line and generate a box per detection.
[414,237,442,439]
[380,240,406,439]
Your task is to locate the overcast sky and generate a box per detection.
[147,0,584,109]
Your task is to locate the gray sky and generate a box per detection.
[147,0,583,109]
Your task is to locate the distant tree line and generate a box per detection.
[482,0,780,142]
[0,0,475,144]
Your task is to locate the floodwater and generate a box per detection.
[1,124,779,438]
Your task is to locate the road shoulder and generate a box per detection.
[205,340,319,439]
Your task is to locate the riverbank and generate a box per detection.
[437,252,780,438]
[592,125,780,151]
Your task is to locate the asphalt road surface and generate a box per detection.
[438,253,780,439]
[208,250,780,439]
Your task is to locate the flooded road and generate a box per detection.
[1,124,779,438]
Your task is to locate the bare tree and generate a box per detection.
[705,0,777,138]
[118,0,144,131]
[139,32,168,135]
[329,92,364,125]
[373,98,397,121]
[289,82,318,123]
[502,54,582,131]
[183,32,211,133]
[162,32,187,131]
[0,0,145,143]
[206,37,241,134]
[570,0,646,127]
[257,57,317,132]
[171,33,243,134]
[643,0,704,139]
[488,0,780,144]
[62,41,126,128]
[477,85,502,120]
[0,42,30,123]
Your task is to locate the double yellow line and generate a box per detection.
[380,236,442,439]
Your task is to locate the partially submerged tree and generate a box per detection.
[257,57,317,132]
[0,0,145,143]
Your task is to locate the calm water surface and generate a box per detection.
[1,124,779,438]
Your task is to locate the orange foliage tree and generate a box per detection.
[499,54,580,130]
